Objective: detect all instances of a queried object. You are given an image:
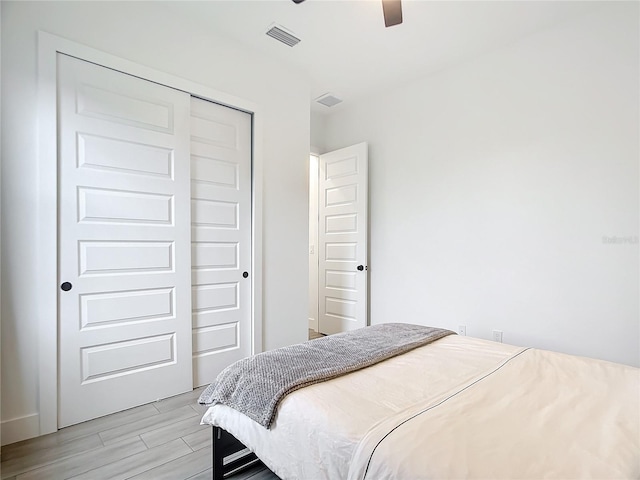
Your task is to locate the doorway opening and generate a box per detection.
[309,154,321,340]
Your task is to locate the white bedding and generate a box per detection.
[201,335,640,479]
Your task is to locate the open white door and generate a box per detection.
[57,54,193,427]
[318,143,368,335]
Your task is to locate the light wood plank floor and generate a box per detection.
[1,387,279,480]
[0,334,329,479]
[309,329,324,340]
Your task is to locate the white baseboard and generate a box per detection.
[1,413,40,446]
[308,317,318,331]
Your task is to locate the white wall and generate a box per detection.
[310,111,327,155]
[323,3,639,367]
[1,1,309,444]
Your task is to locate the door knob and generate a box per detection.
[356,265,364,271]
[61,282,72,291]
[243,271,249,278]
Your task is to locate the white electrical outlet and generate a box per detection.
[492,330,503,343]
[458,325,466,336]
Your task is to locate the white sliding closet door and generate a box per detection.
[190,97,252,387]
[57,54,193,427]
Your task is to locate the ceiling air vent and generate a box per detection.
[315,93,343,108]
[266,24,301,47]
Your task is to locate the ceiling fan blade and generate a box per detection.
[381,0,403,27]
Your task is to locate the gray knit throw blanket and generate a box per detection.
[198,323,455,429]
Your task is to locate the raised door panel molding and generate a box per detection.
[81,334,176,383]
[325,184,358,208]
[325,214,358,234]
[325,270,357,292]
[192,242,238,270]
[191,198,238,229]
[78,187,173,225]
[190,114,237,150]
[191,283,239,313]
[78,133,173,178]
[325,297,357,322]
[80,288,175,329]
[192,323,238,355]
[77,84,173,132]
[325,242,357,262]
[79,241,174,276]
[325,155,358,180]
[190,156,238,189]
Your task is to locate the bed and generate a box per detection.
[200,324,640,479]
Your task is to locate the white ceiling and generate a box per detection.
[164,1,599,115]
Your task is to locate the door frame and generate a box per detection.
[308,153,320,332]
[37,31,264,436]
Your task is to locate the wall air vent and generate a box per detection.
[266,24,301,47]
[315,93,343,108]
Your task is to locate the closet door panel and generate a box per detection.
[190,97,252,386]
[57,54,192,427]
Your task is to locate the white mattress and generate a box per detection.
[201,335,640,479]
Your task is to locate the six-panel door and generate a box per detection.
[190,97,252,387]
[318,143,369,334]
[57,54,194,427]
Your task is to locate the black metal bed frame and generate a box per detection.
[211,426,260,480]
